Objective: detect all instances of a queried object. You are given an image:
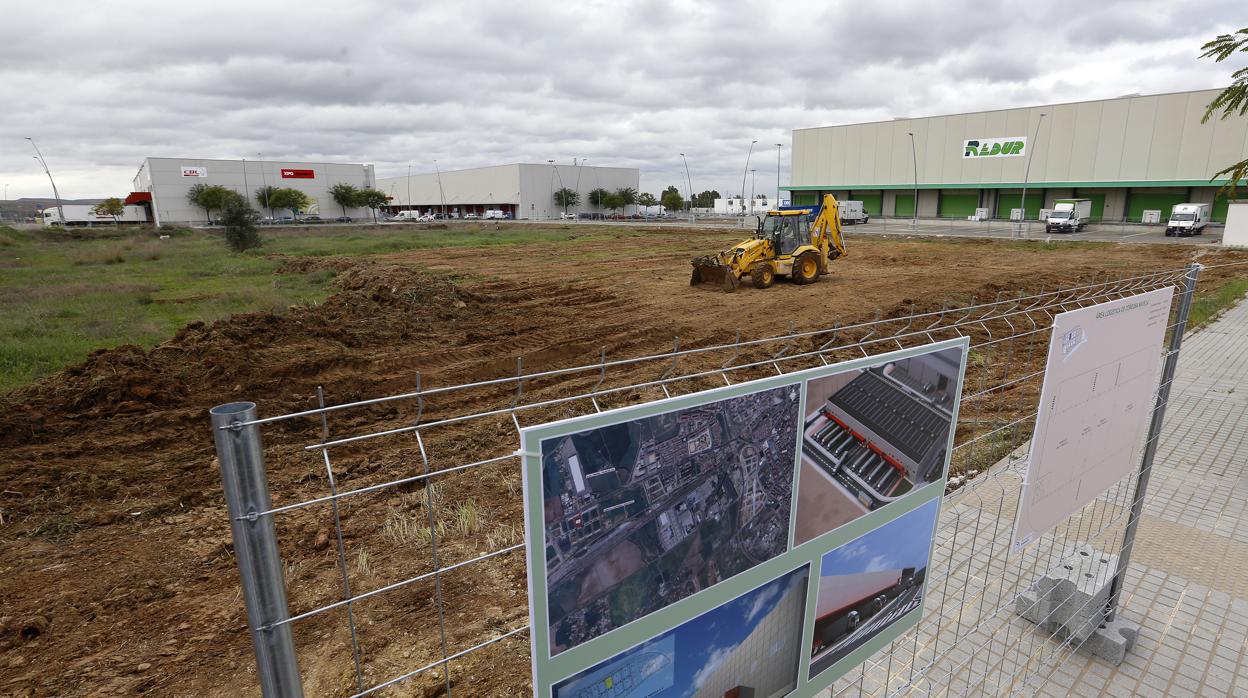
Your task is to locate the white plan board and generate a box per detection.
[1012,287,1175,551]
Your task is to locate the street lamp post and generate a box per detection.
[433,159,447,219]
[26,138,64,225]
[750,169,757,216]
[257,153,271,217]
[679,153,693,221]
[740,140,757,220]
[1018,112,1047,239]
[907,132,918,228]
[775,143,782,207]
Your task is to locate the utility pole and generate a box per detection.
[1017,112,1047,239]
[26,138,64,225]
[750,169,757,215]
[679,153,693,221]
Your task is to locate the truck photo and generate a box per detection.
[839,200,869,225]
[1165,203,1210,237]
[1044,199,1092,233]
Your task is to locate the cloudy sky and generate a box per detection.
[1,1,1242,200]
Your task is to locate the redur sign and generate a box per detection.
[963,137,1026,158]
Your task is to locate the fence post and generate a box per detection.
[211,402,305,697]
[1105,262,1201,620]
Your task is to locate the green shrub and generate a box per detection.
[219,205,261,252]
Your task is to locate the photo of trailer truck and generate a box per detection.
[41,204,148,226]
[1165,203,1210,237]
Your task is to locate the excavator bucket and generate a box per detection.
[690,256,740,292]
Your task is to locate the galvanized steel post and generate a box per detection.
[1106,262,1200,620]
[211,402,304,697]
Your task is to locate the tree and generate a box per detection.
[219,202,261,252]
[693,189,721,208]
[637,192,658,211]
[92,197,125,223]
[359,188,389,223]
[587,188,611,210]
[553,187,580,213]
[254,185,279,218]
[329,183,361,217]
[268,188,313,217]
[602,192,624,216]
[1201,28,1248,197]
[186,184,239,224]
[614,187,638,213]
[660,185,683,214]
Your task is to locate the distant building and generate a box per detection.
[787,89,1248,222]
[374,163,640,220]
[714,196,787,215]
[131,157,376,225]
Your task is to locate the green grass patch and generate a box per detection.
[0,223,629,394]
[1189,277,1248,330]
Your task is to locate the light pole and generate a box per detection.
[907,132,918,227]
[1018,112,1047,238]
[433,159,447,219]
[750,169,757,215]
[679,153,693,221]
[775,143,783,207]
[26,138,64,225]
[257,153,271,217]
[740,140,757,219]
[573,157,586,218]
[241,157,249,211]
[548,159,566,218]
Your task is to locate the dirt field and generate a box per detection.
[2,224,1247,697]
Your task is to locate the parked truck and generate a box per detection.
[1165,203,1210,237]
[838,200,869,225]
[41,204,147,226]
[1044,199,1092,234]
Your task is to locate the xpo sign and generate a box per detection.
[281,168,315,179]
[963,137,1026,158]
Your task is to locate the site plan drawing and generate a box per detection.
[1012,287,1175,550]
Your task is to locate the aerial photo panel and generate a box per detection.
[552,564,809,698]
[539,382,802,656]
[794,344,964,547]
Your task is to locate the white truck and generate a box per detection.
[838,200,869,224]
[42,204,147,226]
[1165,203,1210,237]
[1044,199,1092,233]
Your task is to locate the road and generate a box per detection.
[810,585,924,678]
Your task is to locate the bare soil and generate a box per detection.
[2,225,1246,697]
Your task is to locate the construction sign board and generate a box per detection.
[521,338,968,696]
[1012,287,1174,551]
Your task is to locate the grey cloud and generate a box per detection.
[0,0,1238,200]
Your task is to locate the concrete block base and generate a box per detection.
[1014,543,1139,665]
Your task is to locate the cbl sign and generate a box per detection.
[281,168,315,179]
[963,137,1026,158]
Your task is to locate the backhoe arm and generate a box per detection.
[812,193,847,259]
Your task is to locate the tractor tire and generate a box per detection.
[751,264,775,289]
[792,252,820,285]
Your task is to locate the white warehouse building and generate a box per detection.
[131,157,376,225]
[374,163,641,219]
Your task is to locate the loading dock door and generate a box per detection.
[894,194,915,218]
[1127,192,1186,222]
[854,193,881,217]
[995,193,1043,220]
[939,193,978,218]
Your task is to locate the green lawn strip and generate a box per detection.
[1189,277,1248,330]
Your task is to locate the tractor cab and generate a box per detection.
[758,210,813,256]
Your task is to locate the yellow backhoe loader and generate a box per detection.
[690,193,847,291]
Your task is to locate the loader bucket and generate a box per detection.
[690,257,740,292]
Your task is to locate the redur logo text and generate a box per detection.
[964,140,1025,157]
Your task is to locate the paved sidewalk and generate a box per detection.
[821,296,1248,697]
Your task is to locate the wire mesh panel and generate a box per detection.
[210,262,1235,697]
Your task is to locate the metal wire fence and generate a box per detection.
[210,260,1239,697]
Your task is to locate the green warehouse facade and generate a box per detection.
[785,89,1248,223]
